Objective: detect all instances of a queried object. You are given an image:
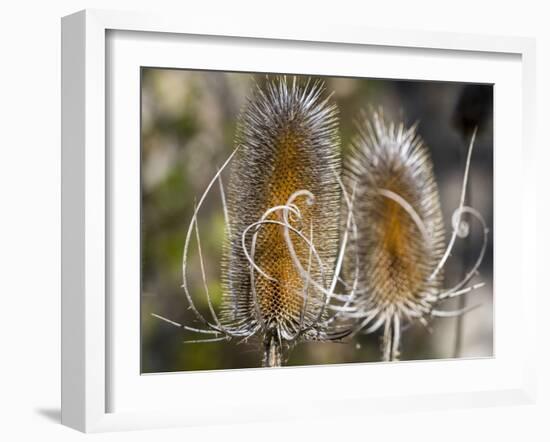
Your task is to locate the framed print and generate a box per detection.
[61,9,537,432]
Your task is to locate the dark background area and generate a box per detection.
[140,69,493,373]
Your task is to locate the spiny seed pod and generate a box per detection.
[344,111,446,361]
[220,76,343,366]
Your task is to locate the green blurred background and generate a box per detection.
[141,68,494,373]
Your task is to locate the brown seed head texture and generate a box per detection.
[345,112,446,322]
[221,77,341,342]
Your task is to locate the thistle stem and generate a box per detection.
[453,129,477,358]
[382,321,392,362]
[453,292,466,358]
[382,315,400,362]
[263,335,282,367]
[382,316,400,362]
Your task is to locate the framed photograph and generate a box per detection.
[61,9,537,432]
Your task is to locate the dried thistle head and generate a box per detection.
[346,111,446,312]
[344,111,488,361]
[220,76,344,365]
[175,76,353,367]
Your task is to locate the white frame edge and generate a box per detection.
[61,8,537,433]
[62,9,107,432]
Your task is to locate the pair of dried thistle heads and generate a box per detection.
[180,76,488,366]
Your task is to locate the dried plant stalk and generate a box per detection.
[345,111,446,361]
[213,76,345,366]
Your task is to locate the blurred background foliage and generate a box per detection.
[141,69,493,373]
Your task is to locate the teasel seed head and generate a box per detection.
[344,111,446,360]
[220,76,343,365]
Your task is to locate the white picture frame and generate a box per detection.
[61,9,537,433]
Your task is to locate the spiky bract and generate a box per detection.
[220,77,342,356]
